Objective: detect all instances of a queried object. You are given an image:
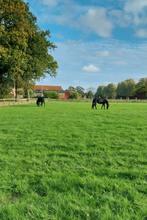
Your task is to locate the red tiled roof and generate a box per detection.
[33,85,63,92]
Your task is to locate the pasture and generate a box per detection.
[0,102,147,220]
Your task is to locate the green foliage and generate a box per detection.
[69,91,79,99]
[96,84,116,98]
[96,79,139,99]
[0,0,58,99]
[76,86,85,98]
[68,86,79,99]
[85,88,95,99]
[96,85,105,97]
[117,79,136,98]
[43,91,58,99]
[104,83,116,98]
[0,0,35,97]
[135,78,147,99]
[86,90,94,99]
[0,102,146,219]
[0,84,11,98]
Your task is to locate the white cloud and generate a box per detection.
[40,5,113,38]
[124,0,147,14]
[136,29,147,38]
[37,0,147,39]
[82,64,100,73]
[80,8,113,37]
[39,39,147,88]
[109,9,133,27]
[33,0,147,41]
[124,0,147,25]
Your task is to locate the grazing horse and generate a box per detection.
[92,97,109,109]
[36,96,45,107]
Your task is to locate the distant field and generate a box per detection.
[0,102,147,220]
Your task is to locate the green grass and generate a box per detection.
[0,102,147,220]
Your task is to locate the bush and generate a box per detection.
[69,91,79,99]
[43,91,58,99]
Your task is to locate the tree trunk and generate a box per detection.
[24,87,30,101]
[27,89,30,101]
[14,79,18,102]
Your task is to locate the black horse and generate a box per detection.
[92,97,109,109]
[36,96,45,107]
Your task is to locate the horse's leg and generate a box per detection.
[36,101,39,106]
[102,103,105,109]
[92,103,96,109]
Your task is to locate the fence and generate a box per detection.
[0,98,147,107]
[109,99,147,103]
[0,99,35,107]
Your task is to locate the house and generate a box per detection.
[33,85,63,93]
[32,85,69,99]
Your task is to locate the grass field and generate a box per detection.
[0,102,147,220]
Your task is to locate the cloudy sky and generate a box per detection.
[26,0,147,89]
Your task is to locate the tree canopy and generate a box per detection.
[96,84,116,98]
[95,78,147,99]
[117,79,135,98]
[135,78,147,99]
[0,0,58,99]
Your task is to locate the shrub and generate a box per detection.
[43,91,58,99]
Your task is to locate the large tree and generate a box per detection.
[76,86,85,98]
[67,86,79,99]
[104,83,116,98]
[95,85,105,97]
[135,78,147,99]
[116,79,135,98]
[23,30,58,98]
[0,0,58,99]
[86,88,95,99]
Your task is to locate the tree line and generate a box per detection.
[0,0,58,100]
[67,86,94,99]
[96,78,147,99]
[67,78,147,100]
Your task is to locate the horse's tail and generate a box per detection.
[106,100,109,109]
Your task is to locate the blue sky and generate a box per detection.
[26,0,147,90]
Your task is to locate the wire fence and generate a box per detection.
[0,98,147,107]
[0,99,35,107]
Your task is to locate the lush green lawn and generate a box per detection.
[0,102,147,220]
